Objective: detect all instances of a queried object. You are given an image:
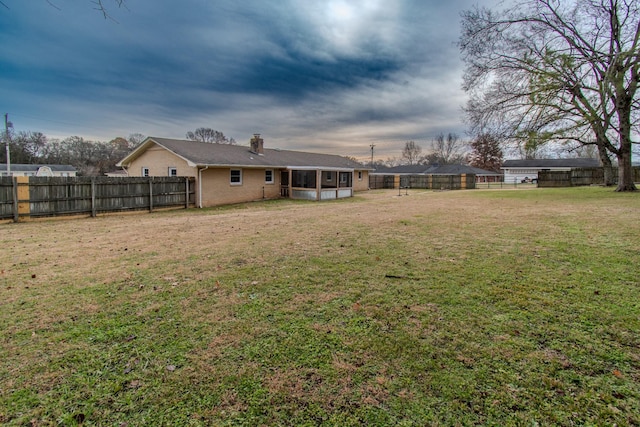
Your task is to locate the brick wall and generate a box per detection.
[200,167,281,207]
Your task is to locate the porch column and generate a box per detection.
[316,169,322,201]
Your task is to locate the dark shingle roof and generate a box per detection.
[373,164,501,175]
[423,164,501,175]
[373,165,430,174]
[502,158,600,168]
[136,137,365,170]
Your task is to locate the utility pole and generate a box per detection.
[369,143,375,167]
[4,113,11,176]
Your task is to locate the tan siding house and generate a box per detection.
[117,135,371,208]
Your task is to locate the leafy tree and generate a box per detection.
[468,133,503,172]
[460,0,639,191]
[401,141,422,165]
[186,128,236,144]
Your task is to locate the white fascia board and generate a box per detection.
[196,164,287,169]
[286,166,354,171]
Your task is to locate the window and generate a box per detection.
[358,171,363,180]
[265,169,274,184]
[325,171,333,181]
[142,167,150,177]
[339,172,352,187]
[168,167,177,177]
[230,169,242,185]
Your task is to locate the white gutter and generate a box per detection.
[198,166,209,208]
[286,166,354,172]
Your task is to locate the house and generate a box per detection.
[501,158,600,183]
[116,135,371,208]
[0,164,77,177]
[372,164,502,182]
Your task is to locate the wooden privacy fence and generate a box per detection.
[538,167,640,187]
[370,174,476,190]
[0,176,196,221]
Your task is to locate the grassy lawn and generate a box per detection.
[1,187,639,426]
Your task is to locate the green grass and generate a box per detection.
[1,187,639,426]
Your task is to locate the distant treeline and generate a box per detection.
[0,132,145,176]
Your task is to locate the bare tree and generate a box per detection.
[401,141,422,165]
[35,0,126,19]
[127,133,146,148]
[460,0,639,191]
[429,133,467,164]
[92,0,125,19]
[186,128,236,144]
[0,131,47,164]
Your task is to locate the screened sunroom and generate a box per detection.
[280,168,354,201]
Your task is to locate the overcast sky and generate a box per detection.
[1,0,494,161]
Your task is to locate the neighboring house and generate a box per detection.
[501,158,600,183]
[116,135,371,208]
[0,164,77,177]
[372,164,502,182]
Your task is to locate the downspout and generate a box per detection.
[198,166,209,208]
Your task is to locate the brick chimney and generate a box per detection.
[250,133,264,155]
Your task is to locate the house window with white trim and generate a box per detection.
[168,167,177,177]
[265,169,274,184]
[230,169,242,185]
[142,167,150,177]
[358,171,363,181]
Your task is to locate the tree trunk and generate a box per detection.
[614,100,637,192]
[597,144,615,186]
[615,145,637,191]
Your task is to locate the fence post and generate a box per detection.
[185,177,189,209]
[149,178,154,212]
[15,176,30,220]
[12,176,18,222]
[91,178,97,217]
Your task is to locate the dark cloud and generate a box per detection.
[0,0,496,159]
